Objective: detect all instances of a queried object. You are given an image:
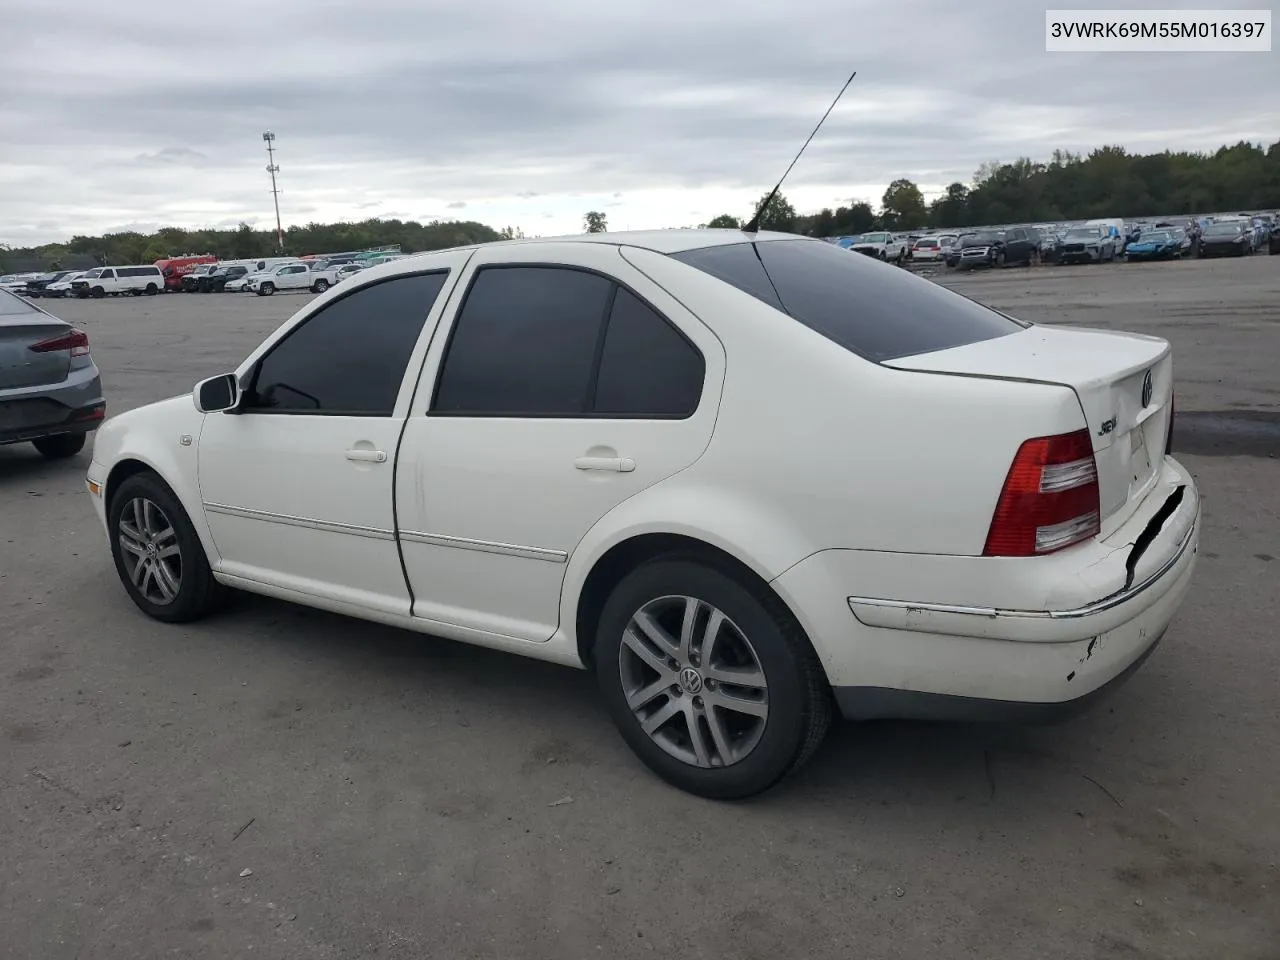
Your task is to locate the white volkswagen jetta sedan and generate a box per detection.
[85,230,1200,799]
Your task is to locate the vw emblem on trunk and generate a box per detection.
[1141,370,1153,408]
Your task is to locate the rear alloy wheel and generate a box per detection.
[92,286,105,298]
[312,279,329,293]
[145,283,158,295]
[109,473,223,623]
[32,433,85,459]
[596,558,831,799]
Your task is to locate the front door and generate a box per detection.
[197,267,460,616]
[395,242,724,642]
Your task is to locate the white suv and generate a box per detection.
[72,265,164,298]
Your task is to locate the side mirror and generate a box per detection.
[193,373,241,413]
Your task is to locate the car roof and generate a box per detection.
[392,228,808,265]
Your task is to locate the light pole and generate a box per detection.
[262,131,284,253]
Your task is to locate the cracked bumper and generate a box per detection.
[772,457,1200,718]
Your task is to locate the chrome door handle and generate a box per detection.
[574,456,635,473]
[345,448,387,463]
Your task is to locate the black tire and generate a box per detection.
[994,250,1005,268]
[91,286,105,298]
[311,279,330,293]
[108,472,224,624]
[145,283,158,295]
[594,557,831,799]
[258,282,275,297]
[32,432,86,459]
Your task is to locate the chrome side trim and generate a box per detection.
[848,516,1197,624]
[398,530,567,564]
[202,501,395,541]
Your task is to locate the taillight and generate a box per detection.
[983,428,1101,557]
[29,329,90,357]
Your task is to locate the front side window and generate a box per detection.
[242,272,448,416]
[671,238,1023,363]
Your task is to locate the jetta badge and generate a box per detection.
[1141,370,1153,408]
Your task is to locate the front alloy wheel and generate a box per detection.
[109,472,223,623]
[117,497,183,606]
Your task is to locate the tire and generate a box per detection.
[258,282,275,296]
[129,289,141,296]
[994,250,1005,268]
[32,432,85,459]
[594,557,831,799]
[145,283,158,295]
[108,472,224,624]
[312,279,329,293]
[91,286,105,298]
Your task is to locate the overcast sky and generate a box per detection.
[1,0,1275,246]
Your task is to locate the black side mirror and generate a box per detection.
[193,373,240,413]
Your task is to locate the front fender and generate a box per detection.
[87,397,218,564]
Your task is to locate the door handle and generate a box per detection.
[574,456,635,473]
[345,448,387,463]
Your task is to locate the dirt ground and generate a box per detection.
[2,255,1278,959]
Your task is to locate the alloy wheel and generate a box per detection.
[619,595,769,769]
[117,497,183,605]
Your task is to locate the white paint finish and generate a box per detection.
[395,242,725,641]
[87,230,1203,714]
[884,323,1173,530]
[197,413,410,615]
[87,396,217,557]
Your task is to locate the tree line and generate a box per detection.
[4,138,1278,272]
[698,139,1280,236]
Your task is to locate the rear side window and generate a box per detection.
[432,266,613,415]
[431,266,704,418]
[594,288,704,416]
[670,239,1023,363]
[244,272,447,416]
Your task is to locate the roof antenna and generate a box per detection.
[741,70,857,235]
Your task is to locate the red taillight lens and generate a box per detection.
[29,329,90,357]
[983,428,1101,557]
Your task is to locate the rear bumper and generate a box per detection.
[0,367,105,445]
[772,456,1200,721]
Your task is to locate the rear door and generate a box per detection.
[395,242,724,642]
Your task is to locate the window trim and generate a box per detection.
[238,268,451,418]
[427,261,706,421]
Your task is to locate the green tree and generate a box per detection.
[751,191,797,232]
[583,211,608,233]
[705,213,741,229]
[929,182,970,228]
[881,179,927,229]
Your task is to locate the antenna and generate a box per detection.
[741,70,857,234]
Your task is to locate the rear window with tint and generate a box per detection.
[669,238,1025,363]
[0,289,39,315]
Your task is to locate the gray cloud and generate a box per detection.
[1,0,1276,245]
[446,201,467,209]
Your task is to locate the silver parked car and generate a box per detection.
[0,288,106,459]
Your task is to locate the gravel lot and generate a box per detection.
[3,256,1278,960]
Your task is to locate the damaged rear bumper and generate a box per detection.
[771,457,1201,721]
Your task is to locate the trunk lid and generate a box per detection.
[0,313,74,390]
[885,325,1173,534]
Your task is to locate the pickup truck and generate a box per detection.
[849,231,909,264]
